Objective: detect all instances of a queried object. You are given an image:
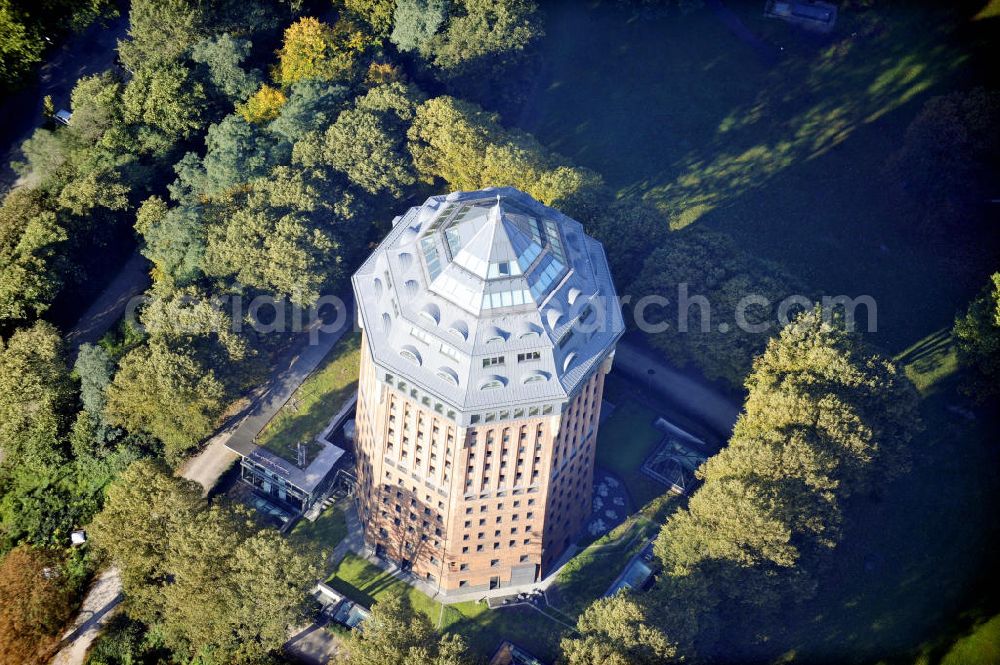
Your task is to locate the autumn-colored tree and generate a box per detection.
[276,17,373,88]
[0,545,77,665]
[408,95,601,207]
[237,84,287,124]
[343,0,397,37]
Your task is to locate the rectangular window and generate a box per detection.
[517,351,541,363]
[440,343,461,363]
[409,326,432,345]
[482,356,505,368]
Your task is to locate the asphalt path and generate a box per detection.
[0,15,128,194]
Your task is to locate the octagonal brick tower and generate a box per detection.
[351,187,624,595]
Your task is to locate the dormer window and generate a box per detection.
[399,346,422,365]
[436,369,459,386]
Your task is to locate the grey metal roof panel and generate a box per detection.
[352,188,624,413]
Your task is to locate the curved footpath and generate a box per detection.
[51,307,355,664]
[614,339,742,439]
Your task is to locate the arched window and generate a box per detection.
[399,345,422,366]
[479,375,507,390]
[522,372,548,385]
[436,368,459,386]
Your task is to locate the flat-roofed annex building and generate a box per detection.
[351,187,624,595]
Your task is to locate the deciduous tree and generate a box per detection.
[390,0,446,54]
[74,343,114,417]
[238,84,288,125]
[123,63,208,155]
[276,17,373,88]
[657,308,920,574]
[103,340,225,460]
[953,271,1000,402]
[344,0,397,37]
[0,546,77,665]
[90,460,204,621]
[135,195,206,287]
[561,594,678,665]
[342,589,472,665]
[0,321,72,469]
[191,33,262,103]
[408,96,600,207]
[0,189,68,322]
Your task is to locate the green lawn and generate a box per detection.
[288,503,348,573]
[440,601,573,663]
[325,553,574,662]
[518,1,996,356]
[551,493,678,618]
[508,2,1000,662]
[595,396,666,509]
[326,553,441,622]
[257,331,361,465]
[936,614,1000,665]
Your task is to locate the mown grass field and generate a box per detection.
[550,492,678,619]
[594,397,664,509]
[288,503,348,574]
[256,331,361,464]
[511,2,1000,663]
[326,553,572,662]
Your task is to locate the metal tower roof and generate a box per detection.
[352,187,625,413]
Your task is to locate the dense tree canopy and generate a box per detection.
[191,33,262,104]
[342,589,472,665]
[92,461,316,662]
[74,343,114,418]
[135,195,206,286]
[629,229,799,387]
[0,0,45,90]
[391,0,447,54]
[123,63,208,155]
[298,82,424,197]
[953,271,1000,402]
[408,95,601,207]
[656,307,919,585]
[345,0,397,37]
[0,189,68,323]
[103,339,225,460]
[0,322,72,469]
[561,594,679,665]
[276,17,374,88]
[0,545,78,665]
[429,0,542,72]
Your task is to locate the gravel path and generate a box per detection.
[50,569,123,665]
